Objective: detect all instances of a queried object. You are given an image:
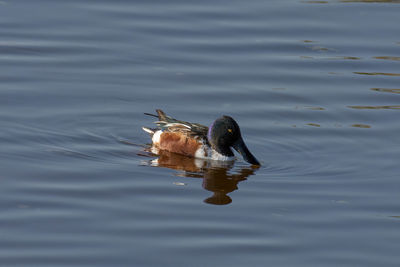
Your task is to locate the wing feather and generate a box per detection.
[144,109,209,139]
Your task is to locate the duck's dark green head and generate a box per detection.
[207,116,260,166]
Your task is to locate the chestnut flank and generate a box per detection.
[157,132,202,157]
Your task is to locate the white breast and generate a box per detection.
[194,144,235,162]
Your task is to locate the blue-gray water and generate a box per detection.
[1,1,400,266]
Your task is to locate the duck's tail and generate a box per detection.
[142,126,157,137]
[143,109,170,136]
[144,109,169,120]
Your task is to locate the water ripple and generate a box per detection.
[371,88,400,94]
[1,1,400,266]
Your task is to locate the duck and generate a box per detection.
[142,109,260,166]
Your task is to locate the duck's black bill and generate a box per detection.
[232,138,260,166]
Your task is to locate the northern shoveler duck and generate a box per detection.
[142,109,260,166]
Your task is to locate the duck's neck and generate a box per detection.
[215,145,234,157]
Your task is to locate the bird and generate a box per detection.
[142,109,260,166]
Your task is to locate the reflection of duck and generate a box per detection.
[142,149,258,205]
[203,166,257,205]
[142,109,260,165]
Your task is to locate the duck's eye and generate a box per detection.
[228,128,233,133]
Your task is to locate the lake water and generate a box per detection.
[1,0,399,266]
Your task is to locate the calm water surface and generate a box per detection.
[1,0,400,266]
